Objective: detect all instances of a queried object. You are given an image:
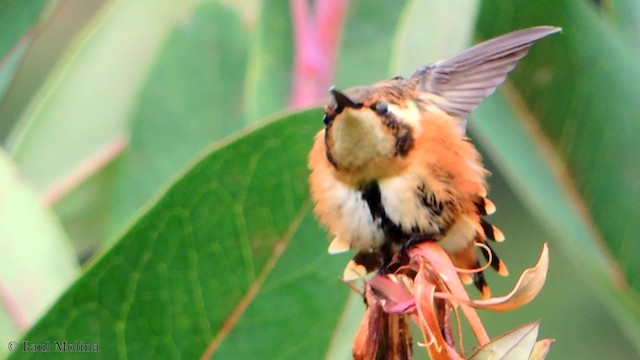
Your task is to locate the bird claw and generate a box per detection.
[400,234,437,262]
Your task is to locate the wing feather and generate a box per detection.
[412,26,561,118]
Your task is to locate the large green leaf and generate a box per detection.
[106,1,249,237]
[474,0,640,347]
[10,110,350,359]
[0,150,78,359]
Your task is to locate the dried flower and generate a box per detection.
[352,243,551,359]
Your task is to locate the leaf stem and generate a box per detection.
[0,279,29,331]
[289,0,348,107]
[41,136,127,205]
[199,201,312,359]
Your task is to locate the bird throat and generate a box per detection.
[329,109,395,180]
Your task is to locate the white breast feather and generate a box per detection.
[324,177,385,251]
[379,174,441,235]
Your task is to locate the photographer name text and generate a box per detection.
[8,340,99,353]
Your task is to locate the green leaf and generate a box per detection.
[335,0,409,87]
[244,0,293,124]
[53,158,121,260]
[471,93,614,292]
[0,149,78,359]
[0,0,49,57]
[323,293,365,360]
[390,0,480,74]
[210,210,349,359]
[0,36,31,102]
[0,0,105,141]
[474,0,640,349]
[468,322,541,360]
[106,1,250,237]
[10,110,350,359]
[603,0,640,50]
[529,339,554,360]
[7,0,206,192]
[0,0,58,124]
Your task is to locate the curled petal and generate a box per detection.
[369,274,415,313]
[409,242,490,345]
[353,285,413,360]
[413,272,452,360]
[470,243,549,312]
[352,295,382,360]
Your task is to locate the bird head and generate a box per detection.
[322,81,421,183]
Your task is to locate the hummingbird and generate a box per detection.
[308,26,560,298]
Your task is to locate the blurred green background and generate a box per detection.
[1,0,639,359]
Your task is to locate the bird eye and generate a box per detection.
[373,101,389,115]
[323,114,331,126]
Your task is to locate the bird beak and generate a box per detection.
[330,86,361,111]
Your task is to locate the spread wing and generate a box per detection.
[412,26,561,118]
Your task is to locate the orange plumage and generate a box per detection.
[308,26,560,298]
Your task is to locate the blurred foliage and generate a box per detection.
[0,149,77,359]
[475,0,640,344]
[0,0,638,359]
[107,1,249,235]
[0,0,104,138]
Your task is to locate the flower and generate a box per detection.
[352,242,550,359]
